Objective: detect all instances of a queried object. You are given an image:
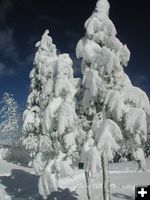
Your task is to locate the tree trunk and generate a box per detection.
[101,151,111,200]
[85,171,92,200]
[137,160,145,172]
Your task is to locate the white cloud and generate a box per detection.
[0,28,18,60]
[0,28,25,76]
[133,74,149,86]
[0,62,16,76]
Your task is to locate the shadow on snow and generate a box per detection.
[112,192,134,200]
[0,169,78,200]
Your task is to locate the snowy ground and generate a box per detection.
[0,158,150,200]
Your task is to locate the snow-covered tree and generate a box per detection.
[81,116,122,200]
[23,30,84,199]
[93,117,123,200]
[23,30,57,156]
[76,0,150,167]
[76,0,150,199]
[0,92,19,142]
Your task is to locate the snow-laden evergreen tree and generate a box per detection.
[23,30,84,199]
[0,92,19,142]
[76,0,150,199]
[23,30,57,156]
[76,0,150,168]
[81,115,123,200]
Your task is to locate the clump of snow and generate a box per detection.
[42,97,63,135]
[123,86,150,114]
[23,106,40,134]
[104,90,125,121]
[119,45,130,67]
[76,37,102,63]
[82,67,102,111]
[124,108,147,141]
[23,134,38,154]
[57,101,78,136]
[93,119,122,161]
[63,131,77,155]
[33,152,48,175]
[133,148,146,169]
[80,130,101,178]
[55,54,74,98]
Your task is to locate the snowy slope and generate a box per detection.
[0,159,150,200]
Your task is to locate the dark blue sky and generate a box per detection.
[0,0,150,110]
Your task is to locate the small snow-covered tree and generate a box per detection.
[81,117,122,200]
[76,0,150,199]
[24,30,84,199]
[0,92,19,142]
[92,117,122,200]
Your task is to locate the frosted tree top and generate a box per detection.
[95,0,110,15]
[35,30,56,55]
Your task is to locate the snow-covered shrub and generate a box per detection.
[8,145,31,165]
[0,144,31,165]
[0,147,9,160]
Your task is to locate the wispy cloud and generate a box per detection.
[0,28,25,77]
[133,74,149,86]
[0,0,29,77]
[0,62,16,76]
[0,28,18,60]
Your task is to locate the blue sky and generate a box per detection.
[0,0,150,112]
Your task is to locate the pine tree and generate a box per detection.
[0,92,19,143]
[23,30,57,156]
[23,30,84,199]
[76,0,150,199]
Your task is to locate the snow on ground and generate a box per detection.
[0,158,150,200]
